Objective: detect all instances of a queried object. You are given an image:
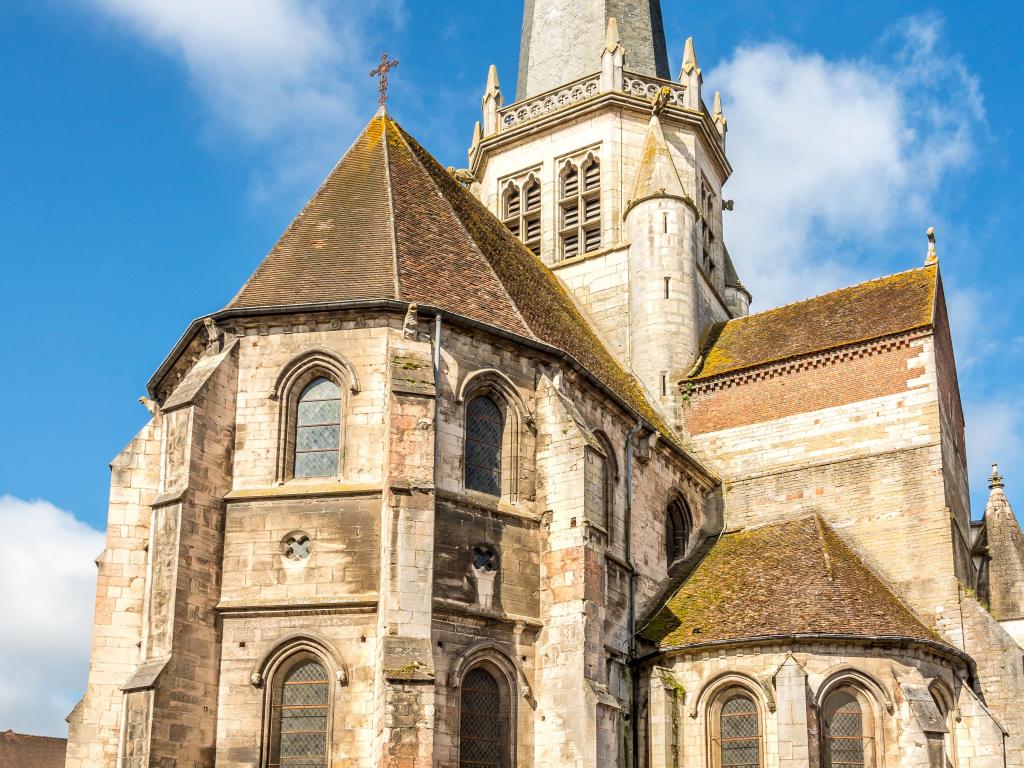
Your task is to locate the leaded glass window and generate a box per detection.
[719,694,760,768]
[465,396,504,497]
[294,378,341,479]
[269,659,329,768]
[824,692,868,768]
[460,667,505,768]
[667,497,691,565]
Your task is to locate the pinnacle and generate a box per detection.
[605,17,622,53]
[681,36,701,77]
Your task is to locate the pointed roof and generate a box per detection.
[689,265,938,381]
[642,516,945,650]
[629,115,686,205]
[229,111,673,438]
[982,466,1024,621]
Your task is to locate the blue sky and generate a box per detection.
[0,0,1021,737]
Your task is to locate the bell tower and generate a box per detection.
[469,0,750,429]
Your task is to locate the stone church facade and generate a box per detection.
[65,2,1024,767]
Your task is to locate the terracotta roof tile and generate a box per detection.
[641,516,944,649]
[0,731,67,768]
[690,266,937,381]
[227,111,673,439]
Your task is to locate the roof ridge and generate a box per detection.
[380,114,402,299]
[814,515,836,582]
[735,264,936,324]
[227,114,387,308]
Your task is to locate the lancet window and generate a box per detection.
[502,175,542,256]
[294,378,343,479]
[822,688,875,768]
[666,496,692,565]
[268,657,330,768]
[559,155,601,260]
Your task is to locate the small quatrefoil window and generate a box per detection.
[472,547,498,572]
[283,533,312,562]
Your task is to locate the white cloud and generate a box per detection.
[964,399,1024,511]
[0,497,104,737]
[81,0,404,198]
[708,16,984,310]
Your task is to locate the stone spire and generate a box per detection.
[481,64,503,136]
[983,464,1024,622]
[516,0,671,100]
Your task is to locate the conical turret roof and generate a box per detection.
[229,110,672,437]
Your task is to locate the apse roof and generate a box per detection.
[641,516,945,651]
[228,110,674,439]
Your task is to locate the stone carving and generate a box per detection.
[403,304,419,340]
[651,86,672,116]
[500,76,600,130]
[446,167,477,186]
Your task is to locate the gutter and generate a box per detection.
[637,633,978,675]
[147,300,719,485]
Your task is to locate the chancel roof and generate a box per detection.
[641,516,944,650]
[0,731,67,768]
[229,110,673,438]
[689,265,938,381]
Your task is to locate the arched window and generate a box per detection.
[559,156,601,261]
[465,395,504,497]
[666,496,692,565]
[268,657,330,768]
[294,378,342,478]
[718,693,760,768]
[501,176,541,257]
[459,666,510,768]
[822,689,874,768]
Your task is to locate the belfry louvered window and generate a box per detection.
[294,378,342,478]
[465,395,504,497]
[718,694,761,768]
[666,497,692,565]
[823,691,872,768]
[460,667,508,768]
[559,156,601,261]
[502,176,542,256]
[268,659,330,768]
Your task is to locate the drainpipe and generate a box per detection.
[432,314,442,490]
[624,420,644,768]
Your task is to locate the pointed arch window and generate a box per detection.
[465,395,505,497]
[502,175,541,256]
[294,378,342,478]
[268,657,330,768]
[717,693,761,768]
[559,155,601,261]
[666,496,692,565]
[459,666,512,768]
[822,689,875,768]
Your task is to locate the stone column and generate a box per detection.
[775,656,811,768]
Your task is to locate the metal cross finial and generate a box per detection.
[370,52,399,106]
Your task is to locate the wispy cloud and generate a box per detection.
[707,16,984,310]
[0,497,104,737]
[80,0,405,199]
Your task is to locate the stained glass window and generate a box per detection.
[269,659,329,768]
[719,695,760,768]
[667,497,691,565]
[460,667,504,768]
[465,396,504,497]
[294,378,341,479]
[825,692,868,768]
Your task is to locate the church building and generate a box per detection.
[65,1,1024,767]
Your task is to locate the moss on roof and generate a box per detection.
[690,266,937,381]
[228,111,675,441]
[641,516,944,649]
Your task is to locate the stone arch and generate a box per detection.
[696,672,770,768]
[457,369,534,503]
[251,633,348,768]
[271,347,359,483]
[815,667,890,768]
[450,641,525,768]
[814,665,894,716]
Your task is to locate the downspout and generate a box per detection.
[624,419,644,768]
[432,313,442,490]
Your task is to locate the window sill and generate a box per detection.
[437,488,538,523]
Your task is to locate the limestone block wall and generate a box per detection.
[65,419,162,768]
[648,643,996,768]
[554,245,631,362]
[213,612,379,768]
[683,335,964,632]
[230,313,392,490]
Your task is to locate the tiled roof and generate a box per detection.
[229,111,673,438]
[0,731,67,768]
[641,516,943,650]
[689,265,937,381]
